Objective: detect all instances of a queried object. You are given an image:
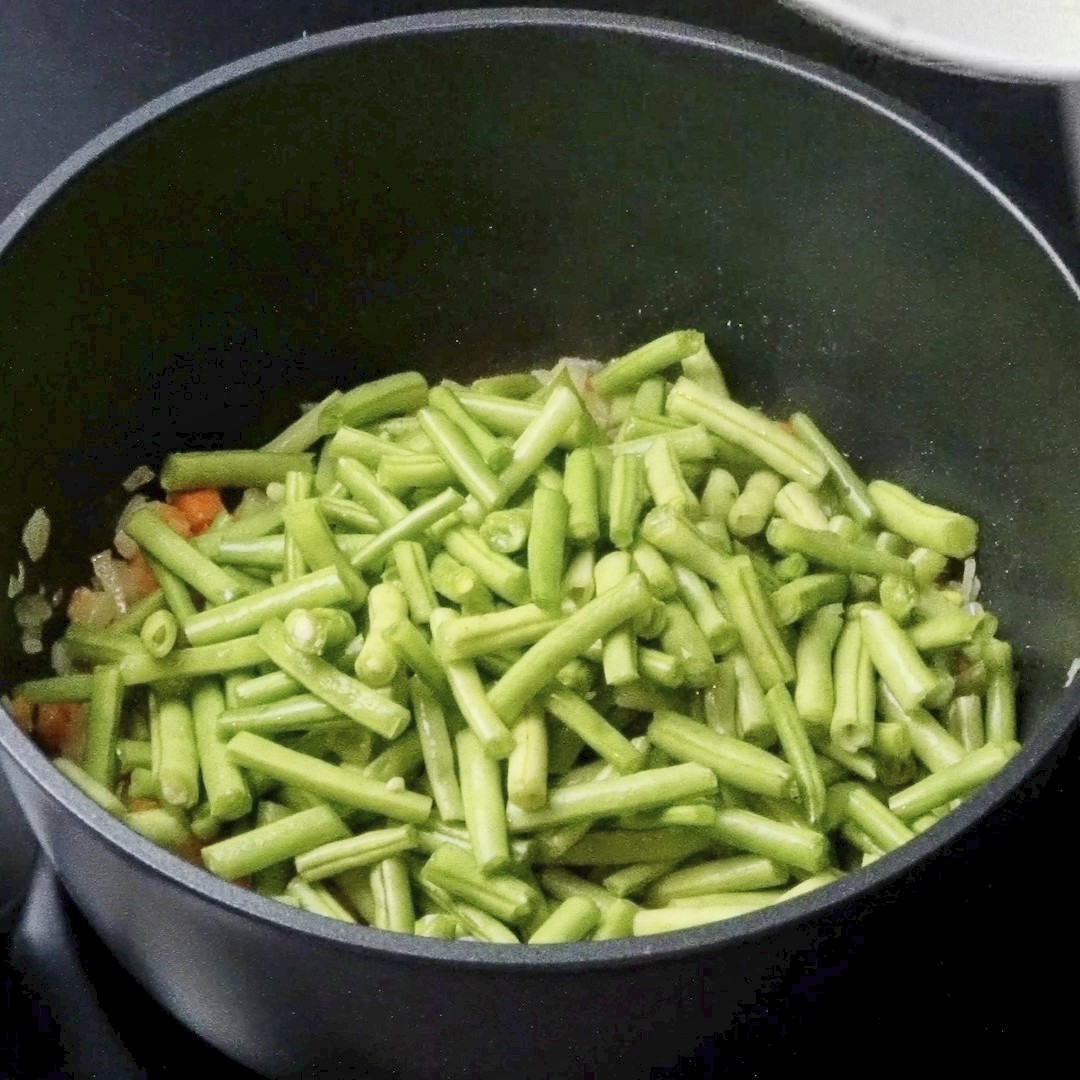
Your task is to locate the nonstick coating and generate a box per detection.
[2,9,1079,1078]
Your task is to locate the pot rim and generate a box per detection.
[2,6,1079,972]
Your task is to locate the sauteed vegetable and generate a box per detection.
[10,330,1018,943]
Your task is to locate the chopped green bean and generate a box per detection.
[592,331,704,398]
[789,413,875,526]
[160,450,313,492]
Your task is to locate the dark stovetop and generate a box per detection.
[2,3,1078,1078]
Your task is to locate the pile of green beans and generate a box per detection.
[18,329,1020,944]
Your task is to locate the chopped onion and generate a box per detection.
[963,602,985,617]
[960,557,981,603]
[68,585,119,628]
[14,590,53,630]
[7,560,25,599]
[51,639,75,676]
[122,465,156,492]
[92,550,129,615]
[22,507,50,563]
[236,487,273,518]
[1067,658,1080,688]
[21,633,43,655]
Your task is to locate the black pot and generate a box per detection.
[2,10,1079,1078]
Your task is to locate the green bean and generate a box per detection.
[441,527,529,605]
[529,485,568,613]
[592,552,637,686]
[819,743,877,782]
[789,413,875,526]
[420,844,535,925]
[648,710,794,799]
[159,450,313,492]
[697,469,738,525]
[456,390,580,450]
[375,452,454,493]
[770,573,848,627]
[428,384,511,470]
[793,603,843,736]
[281,470,311,582]
[183,565,353,648]
[319,371,428,433]
[593,331,704,398]
[434,605,561,664]
[859,605,939,712]
[601,862,677,899]
[203,805,350,880]
[899,740,1014,819]
[909,547,949,587]
[53,757,127,818]
[765,518,914,580]
[726,652,770,747]
[218,693,343,736]
[507,709,549,812]
[226,731,431,823]
[879,573,918,623]
[544,688,644,775]
[527,896,601,944]
[780,871,841,901]
[423,609,513,759]
[647,855,789,905]
[711,807,829,873]
[507,762,716,833]
[538,869,619,912]
[667,378,827,487]
[671,564,737,653]
[867,481,978,559]
[127,808,193,852]
[830,619,875,754]
[151,692,201,810]
[712,555,794,691]
[285,878,356,922]
[873,720,917,787]
[354,582,407,689]
[262,391,343,453]
[982,639,1017,744]
[488,572,652,720]
[476,508,529,554]
[773,482,829,531]
[701,658,737,735]
[563,447,601,545]
[414,913,458,939]
[283,607,357,656]
[644,435,700,518]
[633,896,777,935]
[829,783,913,852]
[877,684,965,772]
[294,824,418,882]
[191,678,252,820]
[120,632,267,685]
[280,498,368,603]
[232,669,302,707]
[125,508,247,606]
[457,728,512,873]
[429,552,482,605]
[116,737,152,773]
[592,897,639,940]
[418,407,503,507]
[653,601,712,688]
[109,589,169,636]
[773,553,809,584]
[641,508,732,589]
[947,695,985,752]
[370,856,416,933]
[765,684,826,823]
[82,665,124,789]
[257,619,410,740]
[550,827,712,866]
[608,452,646,550]
[138,609,179,659]
[679,337,728,394]
[13,673,96,703]
[494,386,582,509]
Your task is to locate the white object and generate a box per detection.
[785,0,1080,80]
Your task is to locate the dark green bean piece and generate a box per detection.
[544,688,644,775]
[564,447,601,545]
[793,603,844,736]
[711,807,829,873]
[159,451,313,492]
[319,371,428,433]
[441,527,529,605]
[946,694,985,752]
[888,742,1016,821]
[262,391,342,453]
[983,639,1016,744]
[608,452,646,550]
[153,692,200,810]
[829,783,913,852]
[232,669,302,707]
[457,728,512,873]
[647,855,789,905]
[764,684,826,824]
[507,709,549,812]
[859,605,938,712]
[528,896,601,944]
[529,485,568,613]
[217,694,345,736]
[830,619,875,753]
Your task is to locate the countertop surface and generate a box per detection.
[2,2,1078,1077]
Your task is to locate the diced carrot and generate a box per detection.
[167,489,225,536]
[124,549,160,597]
[178,836,207,866]
[153,501,193,539]
[36,702,87,759]
[231,876,252,889]
[8,695,34,735]
[127,797,160,813]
